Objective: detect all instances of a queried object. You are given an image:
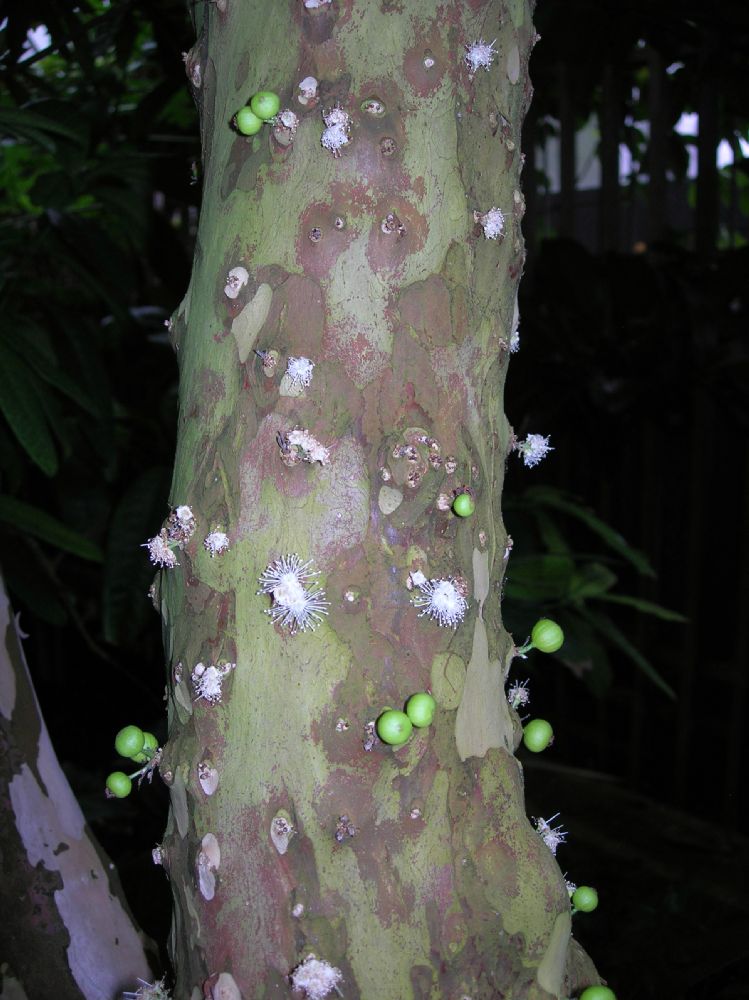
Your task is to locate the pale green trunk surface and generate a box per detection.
[159,2,597,997]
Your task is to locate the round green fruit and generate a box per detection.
[376,709,413,746]
[452,493,475,518]
[531,618,564,653]
[114,725,145,759]
[579,987,616,1000]
[522,718,554,752]
[106,771,132,798]
[130,730,158,763]
[250,91,281,121]
[405,692,436,728]
[572,886,599,912]
[235,107,263,135]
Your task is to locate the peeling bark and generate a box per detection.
[160,2,598,997]
[0,575,153,1000]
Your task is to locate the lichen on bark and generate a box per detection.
[159,1,598,997]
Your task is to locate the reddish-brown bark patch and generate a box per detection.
[296,200,358,282]
[324,323,390,387]
[366,195,428,276]
[398,275,453,347]
[403,25,448,98]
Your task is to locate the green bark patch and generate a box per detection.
[231,282,273,362]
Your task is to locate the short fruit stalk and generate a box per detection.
[516,617,565,655]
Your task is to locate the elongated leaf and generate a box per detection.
[525,486,655,577]
[568,562,617,601]
[592,593,688,623]
[0,342,57,475]
[580,607,676,699]
[0,495,103,562]
[504,554,575,603]
[9,328,100,417]
[0,107,83,146]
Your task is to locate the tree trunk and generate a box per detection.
[0,575,153,1000]
[159,2,598,997]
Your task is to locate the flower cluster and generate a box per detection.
[224,265,249,299]
[204,530,230,557]
[321,105,351,155]
[534,813,567,855]
[507,678,530,710]
[515,433,553,468]
[412,575,468,628]
[191,661,236,704]
[465,38,497,77]
[475,207,505,240]
[278,427,330,466]
[123,979,171,1000]
[143,504,197,569]
[257,554,330,633]
[290,954,343,1000]
[286,356,315,387]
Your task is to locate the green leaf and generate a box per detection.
[0,495,103,562]
[0,107,83,148]
[534,510,572,555]
[580,607,676,699]
[9,328,100,417]
[504,554,575,603]
[525,486,655,577]
[568,562,618,601]
[591,593,688,623]
[0,342,57,475]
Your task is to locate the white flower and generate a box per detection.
[515,433,554,468]
[224,265,249,299]
[534,813,567,855]
[274,109,299,135]
[412,577,468,628]
[507,678,530,710]
[191,661,236,704]
[465,38,497,77]
[166,504,195,548]
[564,876,577,897]
[408,570,427,589]
[290,954,343,1000]
[204,530,230,557]
[142,531,178,569]
[321,106,351,155]
[281,427,330,466]
[257,554,330,633]
[510,329,520,353]
[286,356,315,387]
[298,76,319,105]
[122,979,171,1000]
[303,0,332,7]
[475,207,505,240]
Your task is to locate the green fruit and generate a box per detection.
[572,886,599,912]
[235,107,263,135]
[250,91,281,121]
[106,771,132,798]
[531,618,564,653]
[522,718,553,752]
[130,731,158,763]
[579,987,616,1000]
[452,493,475,518]
[405,692,436,727]
[114,725,145,759]
[376,709,413,746]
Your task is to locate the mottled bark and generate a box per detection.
[159,2,597,998]
[0,576,153,1000]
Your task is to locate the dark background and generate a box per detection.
[1,1,748,996]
